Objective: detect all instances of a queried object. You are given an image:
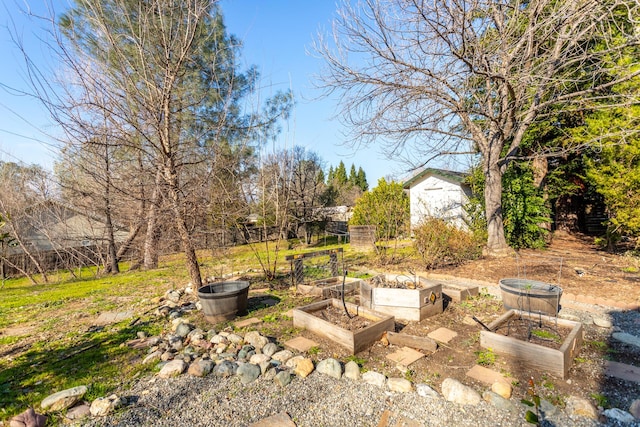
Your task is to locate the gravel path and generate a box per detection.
[84,371,603,427]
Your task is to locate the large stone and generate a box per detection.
[227,333,244,344]
[293,358,314,378]
[237,363,261,384]
[441,378,481,406]
[285,355,306,369]
[41,385,88,411]
[592,317,613,328]
[316,358,342,379]
[483,391,517,413]
[262,343,279,357]
[629,399,640,419]
[174,322,192,338]
[250,354,271,365]
[158,359,187,378]
[214,360,238,377]
[362,371,386,388]
[65,403,91,421]
[244,331,270,351]
[415,383,440,399]
[387,378,412,393]
[271,349,294,364]
[274,371,292,387]
[491,381,512,399]
[90,394,123,416]
[603,408,636,424]
[9,408,46,427]
[188,359,214,377]
[566,396,599,420]
[343,361,361,380]
[142,350,162,365]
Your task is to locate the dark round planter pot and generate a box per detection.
[499,278,562,316]
[198,281,250,323]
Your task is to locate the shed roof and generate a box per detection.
[402,168,469,189]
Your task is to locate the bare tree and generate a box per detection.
[290,147,327,244]
[11,0,291,286]
[316,0,640,254]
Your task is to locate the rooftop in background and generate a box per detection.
[402,168,469,189]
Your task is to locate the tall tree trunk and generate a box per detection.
[484,160,511,256]
[103,143,119,273]
[143,170,163,270]
[165,165,202,288]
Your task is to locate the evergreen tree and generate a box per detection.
[348,163,357,185]
[356,167,368,192]
[335,161,348,185]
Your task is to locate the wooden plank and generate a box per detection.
[292,299,394,354]
[480,330,564,378]
[387,331,437,352]
[442,282,479,302]
[374,288,423,308]
[285,248,343,261]
[480,309,584,379]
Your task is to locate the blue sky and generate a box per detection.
[0,0,412,185]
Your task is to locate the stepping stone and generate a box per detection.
[386,346,424,366]
[249,412,297,427]
[427,327,458,344]
[605,361,640,383]
[283,309,295,318]
[234,317,263,328]
[285,336,318,352]
[612,332,640,349]
[95,311,134,325]
[466,365,509,386]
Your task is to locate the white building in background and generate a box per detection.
[402,168,472,229]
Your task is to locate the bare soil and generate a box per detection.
[312,304,372,331]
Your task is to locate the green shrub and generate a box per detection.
[413,217,482,268]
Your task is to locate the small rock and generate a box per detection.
[593,317,613,328]
[285,355,306,369]
[9,408,46,427]
[262,343,279,357]
[271,349,294,364]
[387,378,412,393]
[213,360,238,377]
[90,394,123,416]
[165,290,181,303]
[250,354,271,365]
[293,358,314,378]
[188,359,214,377]
[65,403,91,421]
[362,371,386,388]
[566,396,599,420]
[483,391,517,413]
[41,385,88,411]
[174,322,192,338]
[603,408,636,424]
[491,381,512,399]
[136,331,148,339]
[629,399,640,419]
[227,333,244,344]
[274,371,292,387]
[316,358,342,379]
[160,351,174,361]
[263,368,278,381]
[158,359,187,378]
[244,331,269,351]
[259,360,273,375]
[237,363,261,384]
[142,350,162,365]
[343,361,361,380]
[211,334,228,344]
[441,378,481,406]
[559,314,581,322]
[415,383,440,399]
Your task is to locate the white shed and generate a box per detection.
[402,168,472,229]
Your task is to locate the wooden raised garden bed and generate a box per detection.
[360,274,443,322]
[440,280,479,302]
[480,309,583,379]
[292,298,394,354]
[296,277,363,298]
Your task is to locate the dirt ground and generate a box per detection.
[437,231,640,306]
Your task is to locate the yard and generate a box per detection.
[1,233,640,424]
